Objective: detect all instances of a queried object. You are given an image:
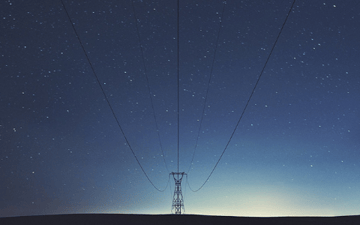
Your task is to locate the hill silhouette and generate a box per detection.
[1,214,360,225]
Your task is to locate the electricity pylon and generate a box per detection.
[170,172,186,214]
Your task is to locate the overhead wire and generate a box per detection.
[176,0,180,174]
[186,0,227,174]
[60,0,169,192]
[187,0,297,192]
[131,1,170,174]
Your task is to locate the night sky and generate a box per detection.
[1,0,360,217]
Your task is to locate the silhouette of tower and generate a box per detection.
[170,172,186,214]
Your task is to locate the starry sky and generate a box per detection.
[1,0,360,218]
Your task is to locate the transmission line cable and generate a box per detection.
[60,0,169,192]
[131,1,170,174]
[186,0,227,174]
[177,0,180,174]
[187,0,296,192]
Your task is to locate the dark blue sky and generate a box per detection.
[1,0,359,217]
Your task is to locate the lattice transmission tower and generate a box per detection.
[170,172,186,214]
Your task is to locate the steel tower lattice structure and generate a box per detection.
[170,172,186,214]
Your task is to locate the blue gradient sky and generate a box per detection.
[1,0,359,217]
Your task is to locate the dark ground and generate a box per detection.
[1,214,360,225]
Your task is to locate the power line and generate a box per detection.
[186,0,227,174]
[131,1,170,174]
[60,0,168,192]
[187,0,296,192]
[177,0,180,174]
